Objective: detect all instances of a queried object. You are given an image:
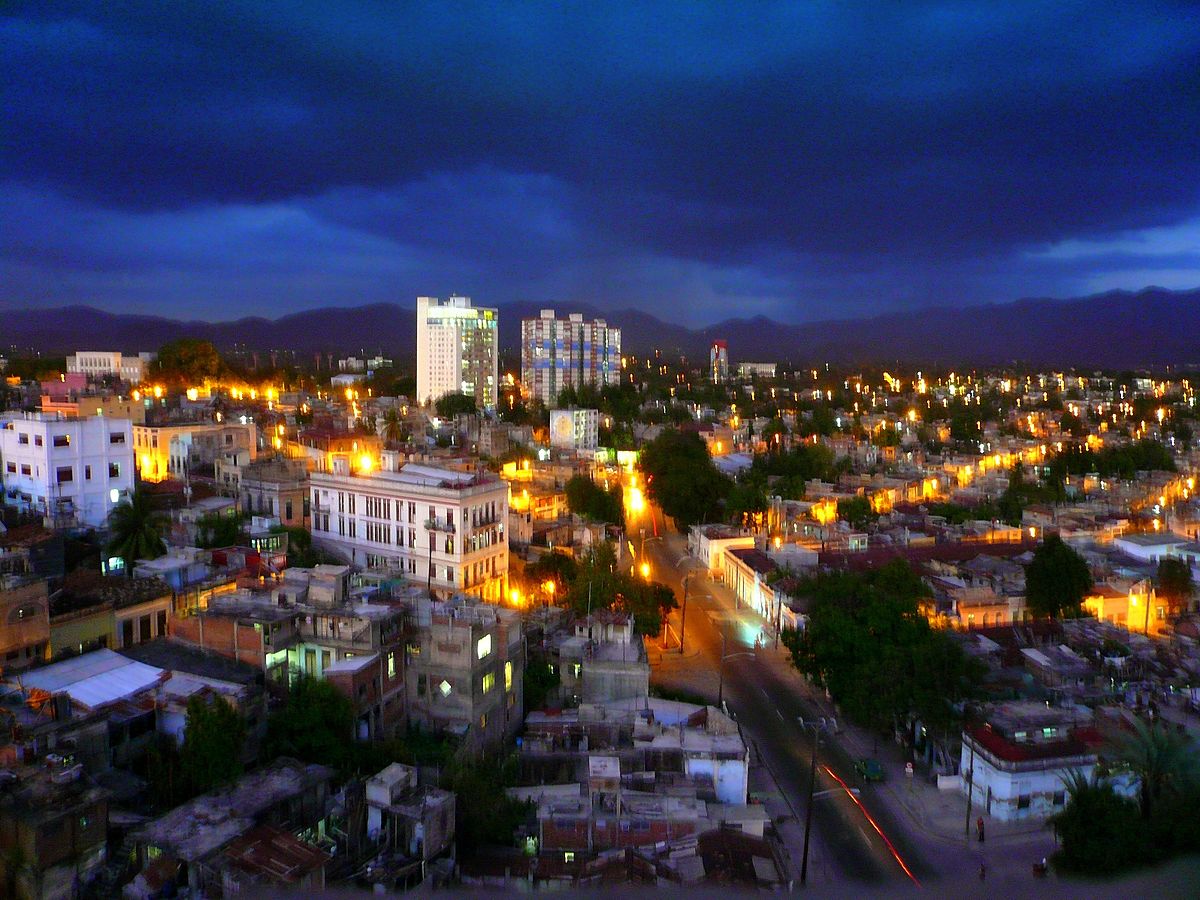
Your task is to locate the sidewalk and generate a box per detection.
[664,548,1061,882]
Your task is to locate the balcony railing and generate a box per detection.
[425,519,457,534]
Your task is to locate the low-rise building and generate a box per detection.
[47,574,173,659]
[0,760,110,900]
[1,412,135,528]
[364,763,455,863]
[311,456,509,602]
[406,596,524,749]
[240,456,309,527]
[130,758,335,896]
[961,701,1101,821]
[0,573,50,673]
[66,350,155,384]
[169,566,408,739]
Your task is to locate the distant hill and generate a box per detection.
[4,287,1198,368]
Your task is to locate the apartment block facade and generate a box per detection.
[66,350,155,384]
[0,412,135,528]
[416,295,499,410]
[521,310,621,407]
[310,457,509,602]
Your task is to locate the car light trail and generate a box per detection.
[822,764,921,886]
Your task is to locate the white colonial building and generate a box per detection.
[310,455,509,602]
[960,701,1099,822]
[66,350,156,384]
[1,412,135,528]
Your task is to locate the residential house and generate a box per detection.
[405,596,524,749]
[961,701,1101,822]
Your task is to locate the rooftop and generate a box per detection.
[133,758,334,862]
[18,648,165,711]
[120,637,263,686]
[219,824,330,884]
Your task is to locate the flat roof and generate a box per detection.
[20,648,164,710]
[324,652,378,674]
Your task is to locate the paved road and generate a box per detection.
[630,499,929,887]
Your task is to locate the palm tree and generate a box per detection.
[381,407,405,446]
[106,489,166,573]
[1110,716,1199,819]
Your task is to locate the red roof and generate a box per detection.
[968,725,1094,763]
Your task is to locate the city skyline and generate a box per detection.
[3,3,1199,325]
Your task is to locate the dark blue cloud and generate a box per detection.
[2,1,1199,323]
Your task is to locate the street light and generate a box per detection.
[717,629,756,708]
[640,562,651,580]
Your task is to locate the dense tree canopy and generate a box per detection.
[152,338,226,384]
[565,542,678,636]
[264,676,355,770]
[639,429,728,528]
[435,392,478,418]
[782,560,980,734]
[565,475,624,525]
[180,694,247,794]
[1024,535,1092,619]
[1156,557,1194,612]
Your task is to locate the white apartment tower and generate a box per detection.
[416,296,499,410]
[1,412,135,528]
[520,310,621,407]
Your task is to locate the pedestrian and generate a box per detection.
[977,816,985,843]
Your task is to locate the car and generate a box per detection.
[854,758,886,782]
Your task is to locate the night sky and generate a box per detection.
[3,2,1199,325]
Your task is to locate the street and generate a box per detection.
[627,492,928,887]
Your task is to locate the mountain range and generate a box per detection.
[4,287,1198,369]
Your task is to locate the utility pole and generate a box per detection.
[680,573,689,655]
[964,708,976,839]
[718,630,726,707]
[800,720,823,886]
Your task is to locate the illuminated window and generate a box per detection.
[504,661,513,692]
[476,634,492,659]
[387,652,397,679]
[482,672,495,693]
[438,679,452,697]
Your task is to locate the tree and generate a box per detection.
[443,754,529,855]
[106,489,166,571]
[381,407,408,446]
[1156,557,1194,613]
[526,550,579,598]
[565,475,624,525]
[435,392,477,418]
[1024,535,1091,620]
[180,694,246,794]
[639,429,729,528]
[836,496,876,530]
[264,676,355,772]
[152,338,226,384]
[781,560,980,735]
[1051,771,1146,875]
[195,512,246,549]
[524,650,561,711]
[1110,717,1199,820]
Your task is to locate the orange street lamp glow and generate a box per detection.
[358,454,374,473]
[640,562,651,579]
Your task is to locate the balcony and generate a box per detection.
[425,519,457,534]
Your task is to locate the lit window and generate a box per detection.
[482,672,495,693]
[504,661,513,692]
[476,634,492,659]
[438,679,452,697]
[387,652,396,679]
